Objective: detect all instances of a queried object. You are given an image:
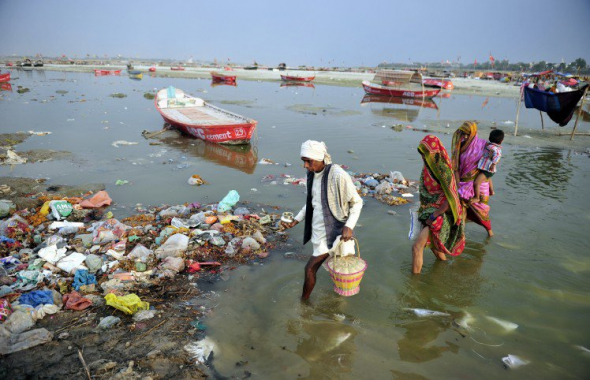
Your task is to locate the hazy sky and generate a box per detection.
[1,0,588,66]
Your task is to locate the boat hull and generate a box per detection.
[171,67,185,71]
[0,73,10,82]
[362,81,440,98]
[149,67,156,72]
[94,70,121,76]
[154,90,257,145]
[423,79,454,90]
[211,72,237,83]
[281,75,315,82]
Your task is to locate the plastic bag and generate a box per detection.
[390,171,406,184]
[49,200,73,220]
[217,190,240,212]
[0,200,15,218]
[73,269,97,291]
[128,244,153,263]
[63,291,92,310]
[38,245,67,265]
[0,328,53,355]
[159,257,185,273]
[2,310,34,334]
[155,234,188,259]
[79,190,112,209]
[408,206,422,240]
[0,298,12,322]
[31,304,60,321]
[18,290,54,308]
[97,316,120,329]
[56,252,87,274]
[104,293,149,315]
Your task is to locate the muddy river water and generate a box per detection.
[1,70,590,379]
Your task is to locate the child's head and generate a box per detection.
[489,129,504,144]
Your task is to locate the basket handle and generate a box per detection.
[333,237,361,267]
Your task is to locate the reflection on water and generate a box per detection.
[395,245,485,363]
[159,133,258,174]
[1,83,11,92]
[288,296,358,379]
[280,82,316,89]
[211,81,237,88]
[505,148,574,200]
[361,95,439,123]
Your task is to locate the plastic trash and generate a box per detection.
[115,179,129,186]
[159,257,185,273]
[49,200,73,220]
[252,231,266,244]
[2,310,34,334]
[105,293,149,315]
[0,298,12,322]
[502,354,530,369]
[375,182,393,195]
[224,243,235,257]
[217,190,240,212]
[97,316,121,330]
[184,337,217,365]
[79,190,112,208]
[0,328,53,355]
[0,200,15,218]
[133,309,156,321]
[63,291,92,310]
[242,237,260,250]
[485,316,519,332]
[73,269,97,291]
[18,290,54,308]
[188,174,207,186]
[4,150,27,165]
[209,236,226,246]
[234,207,250,216]
[408,206,422,240]
[405,308,450,317]
[56,252,87,274]
[38,245,67,264]
[31,304,60,321]
[84,254,103,273]
[155,234,189,259]
[390,171,406,183]
[128,244,153,263]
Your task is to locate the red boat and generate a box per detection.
[210,71,237,83]
[280,82,315,89]
[423,78,454,90]
[0,73,10,82]
[361,94,439,109]
[94,69,121,76]
[362,81,440,98]
[6,63,13,67]
[155,87,257,145]
[281,74,315,82]
[149,67,156,72]
[1,83,12,92]
[171,66,185,71]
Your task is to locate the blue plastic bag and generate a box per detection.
[73,269,97,291]
[18,290,54,308]
[217,190,240,212]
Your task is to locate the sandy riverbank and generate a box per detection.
[6,64,523,98]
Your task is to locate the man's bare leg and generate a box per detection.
[302,253,329,300]
[411,227,430,274]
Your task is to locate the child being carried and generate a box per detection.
[472,129,504,203]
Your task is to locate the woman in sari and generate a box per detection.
[412,135,465,274]
[451,121,493,236]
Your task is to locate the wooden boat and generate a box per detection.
[281,74,315,82]
[1,83,12,92]
[423,78,454,90]
[6,62,13,67]
[170,66,185,71]
[128,70,143,79]
[0,73,10,82]
[210,71,237,83]
[33,60,44,67]
[244,66,258,70]
[149,67,156,72]
[94,69,121,76]
[362,80,440,98]
[22,59,32,67]
[155,87,257,145]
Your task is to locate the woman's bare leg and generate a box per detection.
[412,227,430,274]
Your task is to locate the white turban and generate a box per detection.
[300,140,332,164]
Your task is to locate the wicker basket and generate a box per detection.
[326,239,367,296]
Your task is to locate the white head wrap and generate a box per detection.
[300,140,332,164]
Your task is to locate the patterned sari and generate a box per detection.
[451,121,492,231]
[417,135,465,256]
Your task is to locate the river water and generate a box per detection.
[1,70,590,379]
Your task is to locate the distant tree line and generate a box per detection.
[378,58,589,74]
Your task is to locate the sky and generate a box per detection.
[0,0,589,67]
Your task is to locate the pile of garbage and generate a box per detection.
[261,169,417,207]
[0,189,287,354]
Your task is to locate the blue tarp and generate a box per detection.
[524,87,561,113]
[524,84,588,126]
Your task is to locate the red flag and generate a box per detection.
[474,58,477,65]
[489,54,495,62]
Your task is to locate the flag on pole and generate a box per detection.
[489,53,495,68]
[474,58,477,65]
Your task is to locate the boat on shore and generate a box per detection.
[22,59,32,67]
[210,71,237,83]
[0,73,10,82]
[281,74,315,82]
[363,70,441,99]
[149,67,156,72]
[94,69,121,76]
[170,66,185,71]
[362,81,440,98]
[423,78,454,90]
[154,87,257,145]
[33,60,44,67]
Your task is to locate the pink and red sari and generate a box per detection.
[451,121,492,231]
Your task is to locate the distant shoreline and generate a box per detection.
[3,64,522,98]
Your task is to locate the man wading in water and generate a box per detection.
[282,140,363,300]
